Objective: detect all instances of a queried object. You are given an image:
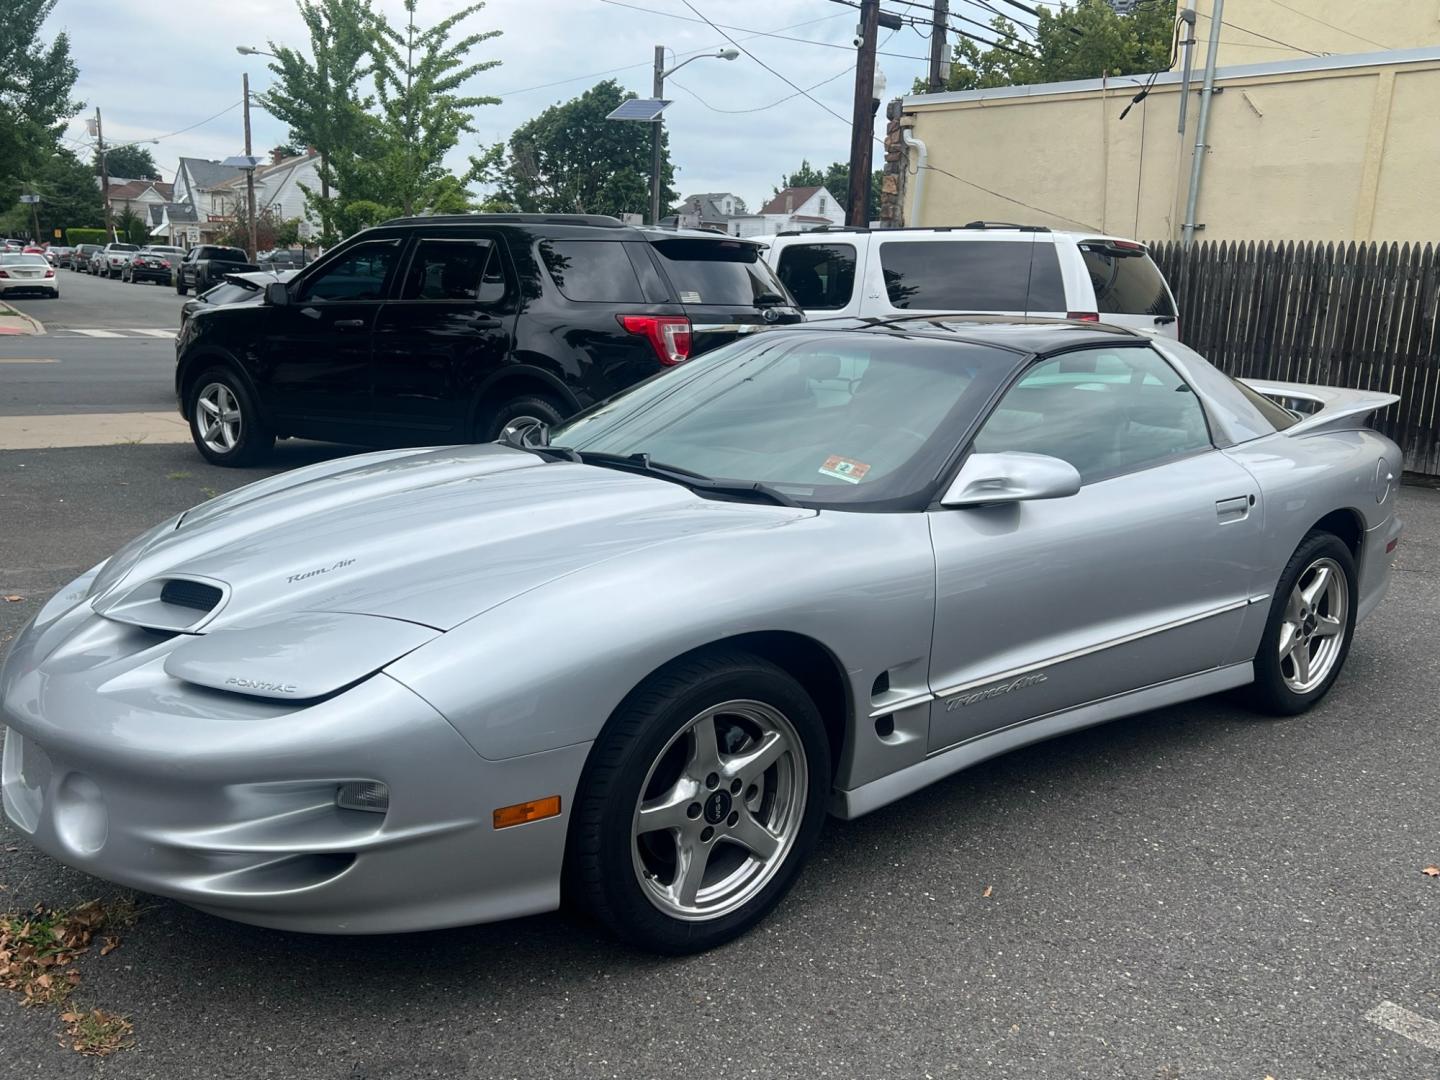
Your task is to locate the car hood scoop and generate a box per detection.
[97,443,811,633]
[163,612,437,700]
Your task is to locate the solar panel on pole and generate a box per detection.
[605,98,672,122]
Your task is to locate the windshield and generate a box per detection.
[649,238,790,307]
[1,254,47,266]
[549,331,1017,507]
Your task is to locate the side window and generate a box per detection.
[539,240,644,302]
[400,238,507,303]
[296,240,401,302]
[879,239,1066,311]
[972,347,1212,483]
[776,243,857,310]
[1079,245,1176,316]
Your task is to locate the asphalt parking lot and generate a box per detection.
[1,438,1437,1079]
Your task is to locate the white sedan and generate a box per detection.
[0,253,59,298]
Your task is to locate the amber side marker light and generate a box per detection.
[493,795,562,829]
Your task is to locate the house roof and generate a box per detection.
[179,157,245,192]
[105,179,174,201]
[759,186,823,215]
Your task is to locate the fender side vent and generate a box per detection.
[160,579,223,612]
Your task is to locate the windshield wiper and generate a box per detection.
[569,451,798,507]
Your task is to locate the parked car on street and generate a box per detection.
[174,245,258,295]
[92,242,139,278]
[760,224,1180,340]
[180,269,297,327]
[71,244,103,272]
[0,252,60,297]
[174,213,802,465]
[1,239,24,253]
[47,245,73,267]
[258,248,311,271]
[124,246,185,285]
[0,318,1403,952]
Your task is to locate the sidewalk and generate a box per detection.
[0,411,190,449]
[0,299,44,336]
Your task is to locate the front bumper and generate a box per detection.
[1,610,588,934]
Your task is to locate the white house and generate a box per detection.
[167,151,326,245]
[734,185,846,237]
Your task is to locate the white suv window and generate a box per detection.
[775,243,857,310]
[1079,242,1176,317]
[878,240,1066,311]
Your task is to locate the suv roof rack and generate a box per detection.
[377,212,628,228]
[961,221,1050,232]
[772,222,1054,238]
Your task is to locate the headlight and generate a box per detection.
[35,561,109,628]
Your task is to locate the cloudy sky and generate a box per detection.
[42,0,1031,209]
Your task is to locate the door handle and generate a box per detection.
[1154,315,1176,326]
[1216,495,1253,524]
[334,319,366,331]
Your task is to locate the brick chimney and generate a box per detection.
[270,148,285,165]
[784,192,794,213]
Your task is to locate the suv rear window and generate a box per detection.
[648,238,786,307]
[776,243,857,310]
[878,240,1066,311]
[540,240,644,303]
[1080,244,1175,316]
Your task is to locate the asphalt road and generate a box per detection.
[4,263,186,331]
[1,441,1437,1079]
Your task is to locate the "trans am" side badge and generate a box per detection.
[945,672,1048,711]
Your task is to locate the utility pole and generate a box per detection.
[243,72,258,260]
[95,107,112,240]
[650,46,665,226]
[847,0,879,227]
[928,0,949,92]
[1182,0,1224,246]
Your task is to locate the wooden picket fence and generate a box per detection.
[1148,240,1440,477]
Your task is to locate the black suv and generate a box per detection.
[174,214,801,465]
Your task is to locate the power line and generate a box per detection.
[918,161,1098,229]
[596,0,936,62]
[875,0,1036,56]
[1258,0,1391,52]
[990,0,1084,36]
[1195,11,1320,57]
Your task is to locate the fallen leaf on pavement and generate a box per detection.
[3,596,22,603]
[1423,866,1440,877]
[100,937,119,957]
[982,885,993,898]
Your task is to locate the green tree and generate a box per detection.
[0,148,103,239]
[98,144,160,181]
[488,80,675,218]
[0,0,82,203]
[917,0,1176,93]
[258,0,379,243]
[777,160,825,190]
[368,0,500,216]
[113,205,151,245]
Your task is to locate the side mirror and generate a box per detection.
[264,281,290,307]
[941,452,1081,508]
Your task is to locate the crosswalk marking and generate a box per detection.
[51,328,177,340]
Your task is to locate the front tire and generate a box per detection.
[186,367,273,467]
[1246,531,1358,716]
[567,650,830,954]
[479,392,567,443]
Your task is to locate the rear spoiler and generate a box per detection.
[1240,379,1399,437]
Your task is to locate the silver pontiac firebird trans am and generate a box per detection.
[1,319,1404,953]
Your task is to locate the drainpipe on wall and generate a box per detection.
[1176,1,1197,137]
[1181,0,1224,246]
[902,128,927,226]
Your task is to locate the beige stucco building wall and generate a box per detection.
[898,46,1440,242]
[1188,0,1440,68]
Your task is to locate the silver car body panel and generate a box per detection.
[0,330,1404,933]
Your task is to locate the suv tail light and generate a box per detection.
[1066,311,1099,322]
[618,315,692,366]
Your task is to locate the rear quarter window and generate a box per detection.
[878,239,1066,311]
[649,238,786,307]
[1080,245,1176,316]
[775,243,857,310]
[539,240,644,303]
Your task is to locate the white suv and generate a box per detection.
[759,223,1180,340]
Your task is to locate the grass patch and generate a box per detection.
[166,471,193,481]
[200,486,219,499]
[59,1008,135,1056]
[0,896,143,1055]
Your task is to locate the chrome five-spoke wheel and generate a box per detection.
[196,381,243,454]
[1278,556,1348,694]
[632,700,807,921]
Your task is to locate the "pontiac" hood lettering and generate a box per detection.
[225,677,298,694]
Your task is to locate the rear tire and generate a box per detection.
[176,278,188,296]
[1246,531,1357,716]
[478,392,567,443]
[186,366,273,467]
[566,650,830,954]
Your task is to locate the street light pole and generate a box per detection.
[648,47,739,227]
[96,107,112,240]
[243,72,258,260]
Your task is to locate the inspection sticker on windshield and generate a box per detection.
[819,455,871,484]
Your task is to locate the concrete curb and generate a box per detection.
[0,299,45,336]
[0,411,190,450]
